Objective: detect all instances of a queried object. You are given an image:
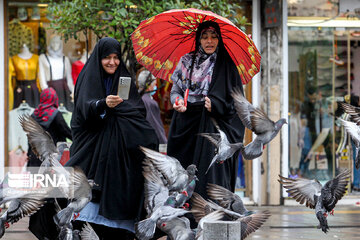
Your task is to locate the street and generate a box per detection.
[3,205,360,240]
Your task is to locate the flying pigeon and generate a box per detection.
[191,193,270,240]
[231,88,287,160]
[80,222,99,240]
[206,183,253,216]
[337,101,360,124]
[199,119,243,174]
[337,118,360,169]
[140,146,197,194]
[53,167,95,227]
[278,169,351,233]
[157,217,195,240]
[136,165,189,240]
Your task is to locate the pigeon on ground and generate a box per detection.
[136,166,189,240]
[206,183,253,216]
[337,117,360,169]
[199,119,243,174]
[191,193,270,240]
[278,169,351,233]
[157,217,195,240]
[140,146,197,194]
[231,88,287,160]
[80,222,99,240]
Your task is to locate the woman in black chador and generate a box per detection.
[65,37,158,239]
[168,21,245,200]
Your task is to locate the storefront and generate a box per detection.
[287,1,360,191]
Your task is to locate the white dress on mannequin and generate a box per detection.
[38,35,74,110]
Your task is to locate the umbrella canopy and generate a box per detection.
[131,8,261,84]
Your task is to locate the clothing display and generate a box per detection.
[8,19,34,56]
[71,60,85,85]
[39,54,74,111]
[10,54,40,109]
[8,103,34,152]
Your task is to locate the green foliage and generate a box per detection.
[46,0,249,76]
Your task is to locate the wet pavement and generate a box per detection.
[3,205,360,239]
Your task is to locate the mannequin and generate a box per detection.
[10,44,40,109]
[39,35,74,111]
[71,51,88,85]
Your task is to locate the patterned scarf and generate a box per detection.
[33,88,59,127]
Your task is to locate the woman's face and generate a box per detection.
[200,30,219,54]
[101,53,120,74]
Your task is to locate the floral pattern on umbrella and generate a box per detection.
[131,8,261,84]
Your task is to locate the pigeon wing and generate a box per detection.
[206,183,244,211]
[6,195,47,224]
[191,192,215,223]
[278,175,322,209]
[143,173,169,215]
[323,169,350,204]
[337,102,360,125]
[198,133,221,147]
[81,222,100,240]
[231,88,255,130]
[239,211,271,240]
[19,115,59,159]
[338,118,360,146]
[140,146,187,188]
[250,108,275,135]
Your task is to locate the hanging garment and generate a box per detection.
[44,55,74,111]
[10,54,40,109]
[8,148,28,172]
[8,105,35,152]
[8,20,34,56]
[71,60,85,85]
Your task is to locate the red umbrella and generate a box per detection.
[131,8,261,84]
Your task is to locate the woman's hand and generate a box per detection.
[106,95,123,108]
[173,98,187,112]
[205,96,211,112]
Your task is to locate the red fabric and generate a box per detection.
[33,88,59,122]
[131,8,261,84]
[72,60,85,85]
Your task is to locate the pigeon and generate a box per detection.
[199,119,243,174]
[157,217,195,240]
[80,222,99,240]
[0,193,48,238]
[140,146,197,194]
[206,183,253,216]
[337,101,360,124]
[191,193,270,240]
[231,88,287,160]
[337,118,360,169]
[278,169,351,233]
[53,167,95,227]
[136,166,189,240]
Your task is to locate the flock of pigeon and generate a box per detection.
[0,90,354,239]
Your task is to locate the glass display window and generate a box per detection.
[288,26,360,191]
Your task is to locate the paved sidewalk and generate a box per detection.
[3,205,360,239]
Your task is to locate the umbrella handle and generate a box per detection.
[184,88,189,108]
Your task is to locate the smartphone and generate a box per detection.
[117,76,131,100]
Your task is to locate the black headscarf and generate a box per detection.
[67,37,158,221]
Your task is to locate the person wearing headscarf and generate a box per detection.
[67,37,158,239]
[29,38,158,240]
[168,21,245,203]
[137,68,167,144]
[27,87,72,167]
